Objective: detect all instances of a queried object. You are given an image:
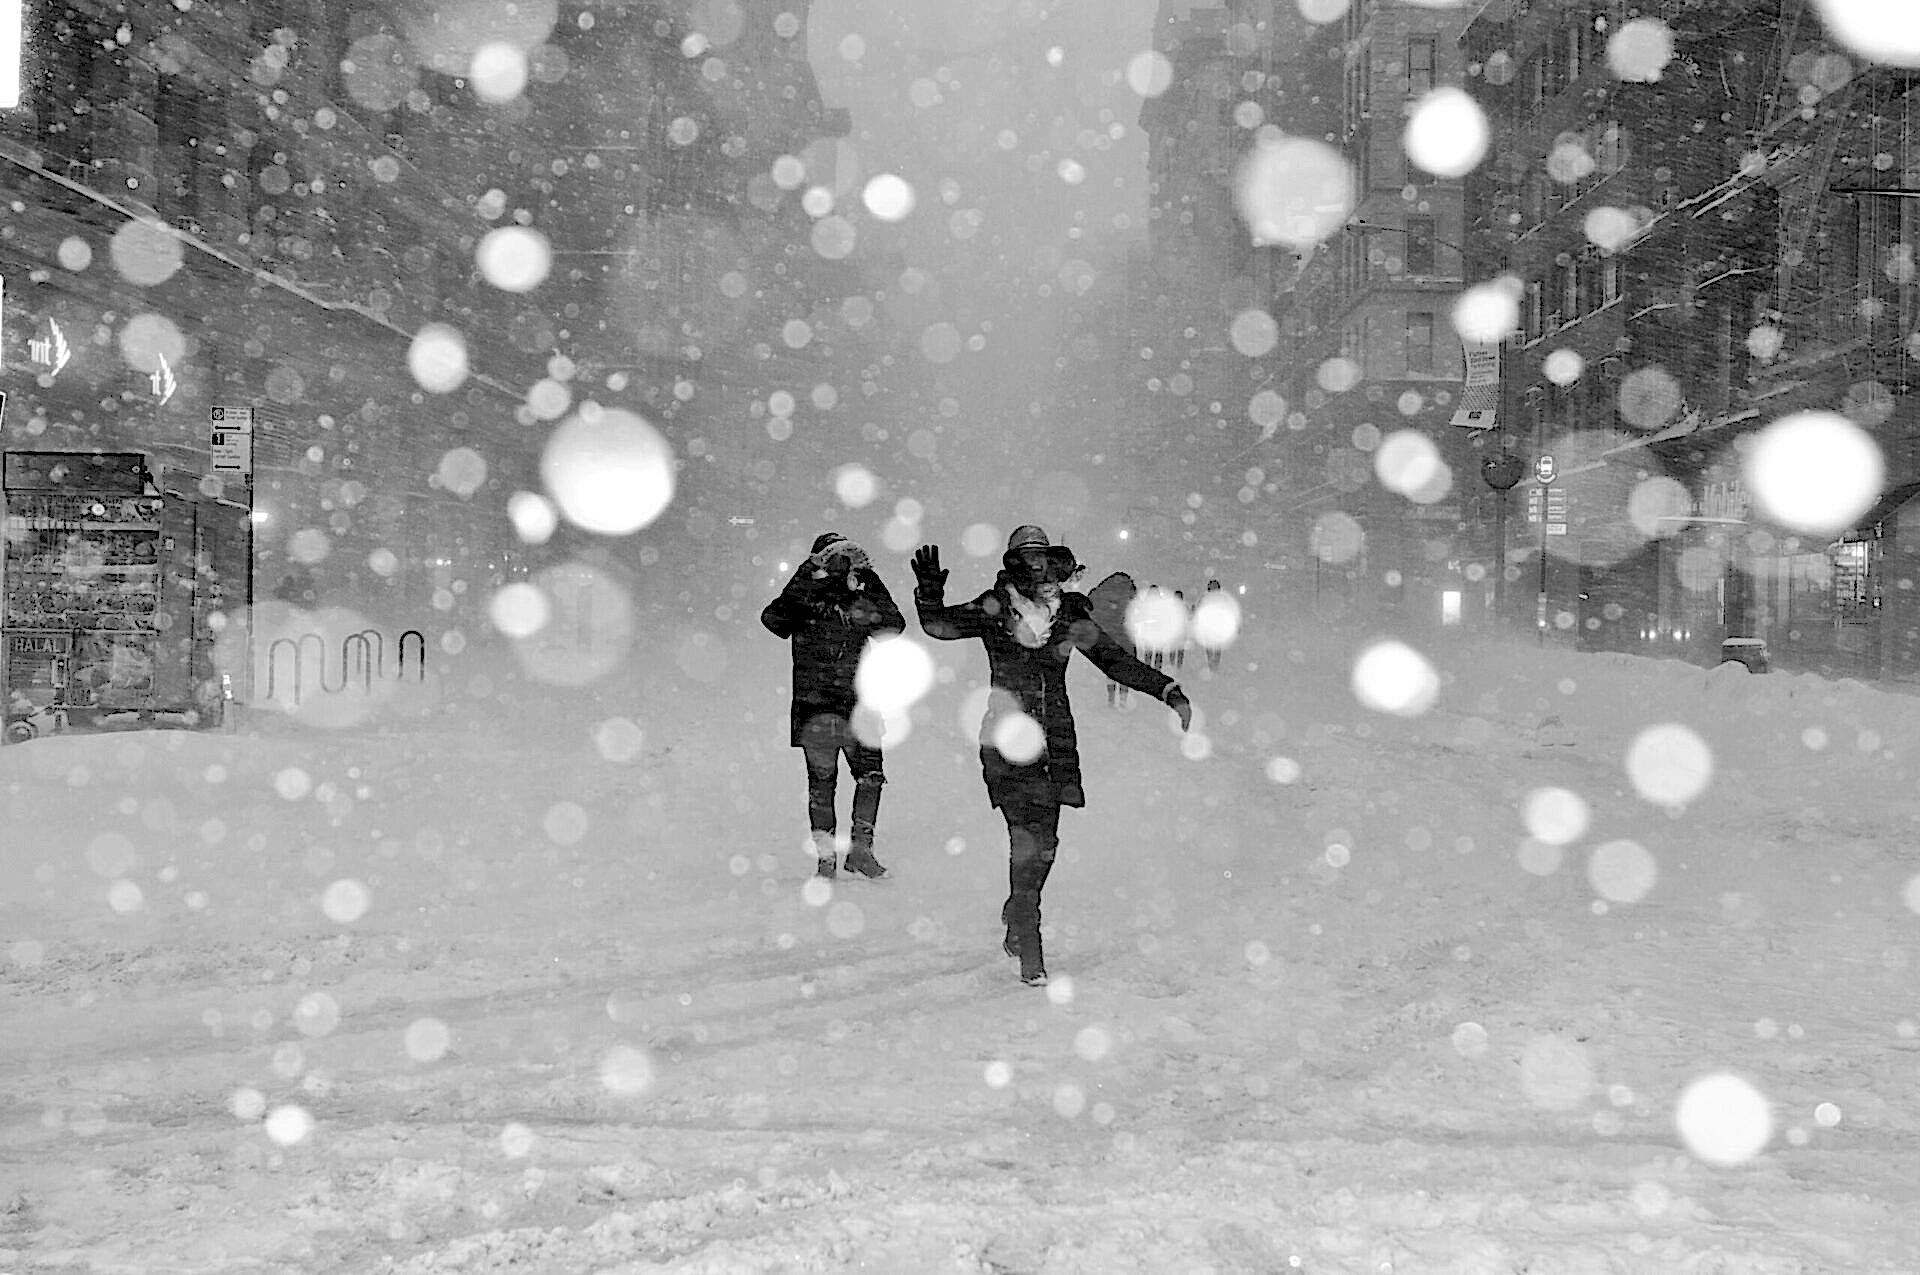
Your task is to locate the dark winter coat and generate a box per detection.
[916,572,1173,809]
[761,565,905,747]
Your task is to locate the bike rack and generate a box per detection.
[266,628,427,706]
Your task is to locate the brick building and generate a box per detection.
[1283,0,1484,625]
[0,0,858,720]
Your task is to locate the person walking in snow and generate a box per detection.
[761,533,904,879]
[912,525,1193,987]
[1197,578,1227,673]
[1170,589,1190,671]
[1086,570,1140,708]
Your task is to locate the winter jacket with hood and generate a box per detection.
[761,550,905,747]
[917,567,1173,808]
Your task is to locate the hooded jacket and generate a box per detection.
[761,558,905,747]
[916,568,1173,808]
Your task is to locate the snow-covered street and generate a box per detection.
[5,604,1917,1273]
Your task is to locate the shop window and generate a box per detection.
[1832,541,1872,613]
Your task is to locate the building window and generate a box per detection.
[1566,18,1585,71]
[155,72,202,226]
[1406,216,1436,274]
[1525,279,1545,340]
[1406,311,1436,374]
[1602,256,1621,305]
[1599,122,1627,174]
[1562,259,1580,318]
[1407,37,1436,95]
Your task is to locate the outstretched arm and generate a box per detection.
[912,545,994,641]
[1073,612,1193,730]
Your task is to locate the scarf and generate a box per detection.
[1007,584,1062,648]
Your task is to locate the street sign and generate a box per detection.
[210,405,254,477]
[1536,454,1555,484]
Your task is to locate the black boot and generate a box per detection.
[1001,896,1018,958]
[1007,861,1047,986]
[812,829,836,879]
[843,844,887,878]
[844,817,887,875]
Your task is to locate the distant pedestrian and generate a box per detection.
[1137,584,1176,673]
[1086,571,1139,708]
[1198,578,1227,673]
[1171,590,1189,670]
[913,526,1192,987]
[760,533,904,879]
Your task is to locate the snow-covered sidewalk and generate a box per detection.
[3,612,1917,1272]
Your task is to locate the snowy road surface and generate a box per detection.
[3,612,1918,1273]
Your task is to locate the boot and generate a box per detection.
[843,819,886,878]
[1001,896,1018,958]
[1007,861,1047,986]
[843,844,887,878]
[811,829,836,879]
[1018,928,1047,987]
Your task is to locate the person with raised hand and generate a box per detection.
[912,525,1192,987]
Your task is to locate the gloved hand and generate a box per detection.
[1164,684,1193,732]
[912,545,948,593]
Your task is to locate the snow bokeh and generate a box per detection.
[4,0,1918,1267]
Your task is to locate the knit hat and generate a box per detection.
[1006,525,1051,553]
[811,531,848,554]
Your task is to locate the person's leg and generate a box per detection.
[1003,798,1060,984]
[799,721,840,876]
[843,739,887,877]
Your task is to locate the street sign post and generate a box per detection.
[1534,455,1555,646]
[209,406,253,478]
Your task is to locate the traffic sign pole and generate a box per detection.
[1536,456,1553,647]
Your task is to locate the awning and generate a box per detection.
[1838,480,1920,541]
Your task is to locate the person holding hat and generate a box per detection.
[761,532,904,879]
[912,525,1193,987]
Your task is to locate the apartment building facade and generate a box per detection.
[1283,0,1485,624]
[1465,0,1920,677]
